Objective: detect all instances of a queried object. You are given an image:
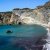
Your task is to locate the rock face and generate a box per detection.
[9,8,34,24]
[0,1,50,25]
[9,1,50,25]
[0,11,12,24]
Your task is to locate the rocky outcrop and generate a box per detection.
[0,11,12,24]
[0,1,50,25]
[9,8,34,24]
[9,1,50,25]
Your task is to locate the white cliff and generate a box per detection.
[9,1,50,26]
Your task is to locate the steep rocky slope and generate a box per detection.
[0,1,50,26]
[9,1,50,25]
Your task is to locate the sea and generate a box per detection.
[0,24,47,50]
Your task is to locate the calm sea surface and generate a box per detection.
[0,25,47,50]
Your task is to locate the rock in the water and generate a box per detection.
[6,30,13,34]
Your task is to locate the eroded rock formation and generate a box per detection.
[0,1,50,25]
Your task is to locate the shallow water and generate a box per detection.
[0,25,47,50]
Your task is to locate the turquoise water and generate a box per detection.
[0,25,47,37]
[0,25,47,50]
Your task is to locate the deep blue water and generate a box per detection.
[0,25,47,50]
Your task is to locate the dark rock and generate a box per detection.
[18,22,22,25]
[6,30,13,34]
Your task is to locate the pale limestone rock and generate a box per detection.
[9,2,50,25]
